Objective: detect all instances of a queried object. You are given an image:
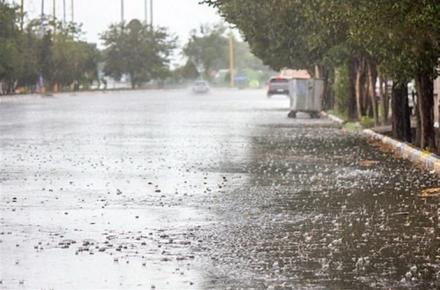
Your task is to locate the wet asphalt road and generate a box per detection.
[1,89,440,290]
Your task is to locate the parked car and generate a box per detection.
[267,77,290,97]
[192,80,210,94]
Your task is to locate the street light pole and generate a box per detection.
[41,0,45,18]
[229,32,235,88]
[53,0,56,33]
[20,0,24,30]
[121,0,124,23]
[40,0,45,35]
[150,0,153,27]
[71,0,74,22]
[63,0,66,23]
[144,0,148,24]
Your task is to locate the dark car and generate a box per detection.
[267,77,290,97]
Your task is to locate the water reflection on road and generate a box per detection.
[1,89,439,289]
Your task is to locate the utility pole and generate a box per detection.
[150,0,153,27]
[71,0,74,22]
[229,32,235,88]
[41,0,45,18]
[121,0,124,23]
[63,0,66,23]
[144,0,148,24]
[53,0,56,33]
[20,0,24,30]
[40,0,45,35]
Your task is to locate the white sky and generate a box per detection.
[19,0,222,46]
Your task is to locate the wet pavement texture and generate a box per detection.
[1,89,440,289]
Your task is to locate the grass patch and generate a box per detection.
[328,109,347,120]
[343,122,363,132]
[359,116,375,128]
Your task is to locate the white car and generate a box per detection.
[192,80,210,94]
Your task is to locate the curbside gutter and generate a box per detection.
[322,111,440,175]
[363,129,440,175]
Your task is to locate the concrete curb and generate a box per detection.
[363,129,440,174]
[320,111,345,124]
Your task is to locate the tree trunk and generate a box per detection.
[355,57,368,119]
[414,90,421,147]
[355,60,363,119]
[391,82,411,143]
[379,74,389,125]
[347,59,358,121]
[367,61,379,126]
[130,73,136,89]
[415,73,435,151]
[316,65,332,111]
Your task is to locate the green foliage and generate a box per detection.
[0,2,100,93]
[204,0,440,83]
[183,23,229,79]
[0,1,21,91]
[172,61,200,82]
[203,1,336,73]
[333,65,349,115]
[182,22,272,82]
[349,0,440,82]
[343,121,363,132]
[101,19,176,88]
[359,116,375,129]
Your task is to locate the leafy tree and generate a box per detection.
[16,23,41,89]
[204,0,440,152]
[348,0,440,149]
[203,0,349,111]
[0,1,21,93]
[183,23,229,80]
[182,22,272,83]
[51,22,100,89]
[0,1,100,94]
[101,19,176,88]
[172,60,200,81]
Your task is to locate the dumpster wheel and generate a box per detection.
[310,112,321,119]
[288,111,297,119]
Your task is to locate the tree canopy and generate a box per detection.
[0,1,100,94]
[204,0,440,152]
[101,19,176,88]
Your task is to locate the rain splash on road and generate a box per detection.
[1,89,440,289]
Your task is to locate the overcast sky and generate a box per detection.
[21,0,222,46]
